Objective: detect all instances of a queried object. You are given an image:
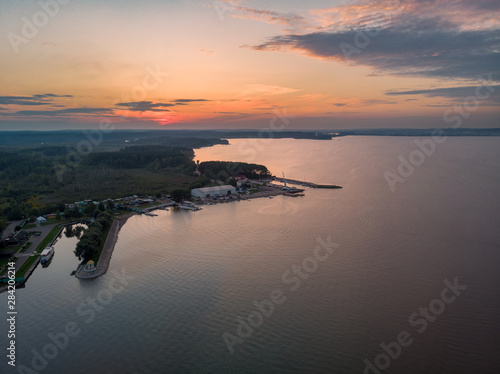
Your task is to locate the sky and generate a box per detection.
[0,0,499,130]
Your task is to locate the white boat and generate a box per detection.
[178,201,202,211]
[40,246,54,264]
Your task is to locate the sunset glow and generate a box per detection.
[1,0,499,130]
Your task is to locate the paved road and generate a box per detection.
[1,220,25,240]
[13,222,59,272]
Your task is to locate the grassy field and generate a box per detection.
[36,225,63,251]
[24,223,36,229]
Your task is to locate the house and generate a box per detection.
[233,175,249,188]
[6,230,30,245]
[191,185,237,199]
[46,213,56,219]
[36,216,47,223]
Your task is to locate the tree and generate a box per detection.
[6,207,23,221]
[0,218,6,236]
[98,203,105,212]
[84,204,97,216]
[74,238,98,261]
[170,188,190,202]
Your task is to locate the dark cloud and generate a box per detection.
[115,101,175,112]
[386,84,500,106]
[11,108,112,116]
[386,85,500,98]
[250,1,500,82]
[332,99,397,107]
[173,99,209,103]
[0,94,73,106]
[115,99,209,112]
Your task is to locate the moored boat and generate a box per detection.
[40,246,55,264]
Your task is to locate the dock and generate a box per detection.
[142,201,176,214]
[272,177,342,189]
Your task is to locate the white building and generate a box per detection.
[36,216,47,223]
[191,185,237,199]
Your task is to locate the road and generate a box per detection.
[13,222,59,272]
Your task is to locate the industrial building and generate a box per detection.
[191,185,237,199]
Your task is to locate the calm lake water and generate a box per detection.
[1,137,500,374]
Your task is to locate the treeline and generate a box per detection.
[198,161,271,180]
[135,136,229,148]
[84,146,195,170]
[0,150,55,184]
[74,211,113,262]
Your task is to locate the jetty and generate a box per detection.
[272,177,342,189]
[74,214,132,279]
[142,201,176,214]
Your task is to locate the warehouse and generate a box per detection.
[191,185,237,199]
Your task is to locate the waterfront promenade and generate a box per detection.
[75,214,133,279]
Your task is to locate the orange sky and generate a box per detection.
[0,0,498,129]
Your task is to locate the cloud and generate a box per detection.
[173,99,209,103]
[115,101,175,112]
[386,85,500,98]
[241,84,300,96]
[248,0,500,81]
[0,94,73,106]
[215,0,308,31]
[332,98,397,107]
[114,99,210,112]
[10,108,112,116]
[386,84,500,106]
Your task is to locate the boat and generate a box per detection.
[40,246,55,264]
[144,212,157,217]
[281,186,305,193]
[178,201,202,211]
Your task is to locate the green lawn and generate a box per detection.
[36,225,63,251]
[16,255,39,279]
[41,218,67,226]
[24,223,36,229]
[0,257,15,268]
[20,242,32,253]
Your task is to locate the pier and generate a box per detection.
[272,177,342,189]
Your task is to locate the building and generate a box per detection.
[36,216,47,223]
[233,175,249,187]
[6,230,30,245]
[191,185,237,199]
